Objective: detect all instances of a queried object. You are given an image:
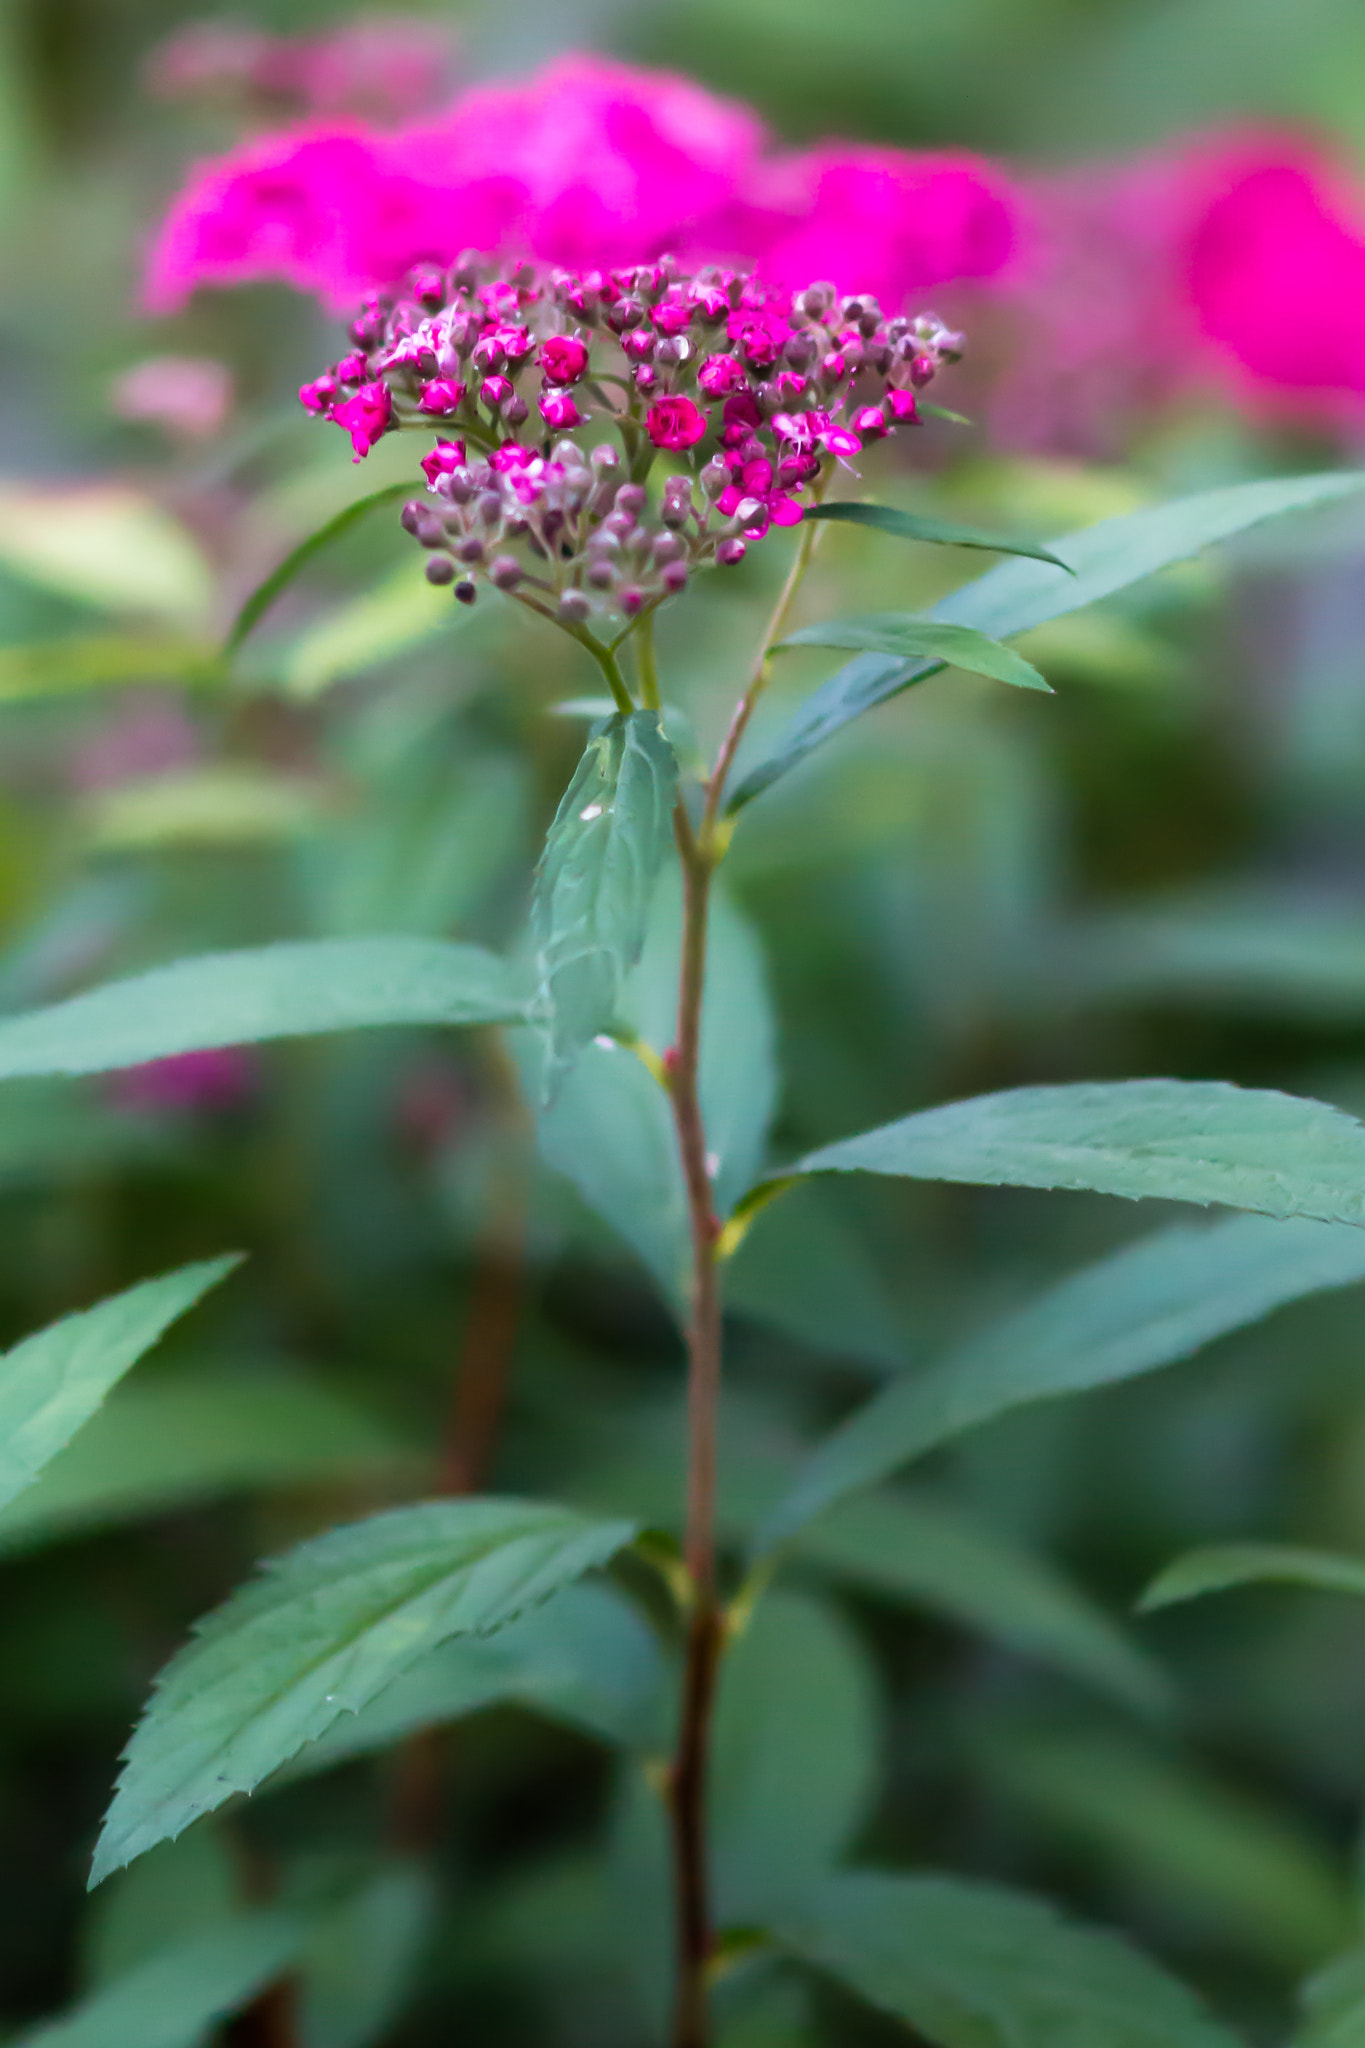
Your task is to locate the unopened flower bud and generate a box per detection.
[620,586,645,615]
[615,484,647,517]
[909,353,936,387]
[783,331,819,371]
[480,374,513,409]
[733,497,764,527]
[416,515,445,546]
[655,336,690,368]
[456,535,485,564]
[606,297,646,334]
[454,579,478,604]
[716,537,747,566]
[418,378,466,415]
[602,509,636,539]
[401,501,426,534]
[652,531,685,565]
[425,555,456,584]
[558,589,592,623]
[661,559,689,594]
[477,490,503,527]
[489,555,523,590]
[700,458,729,500]
[586,558,616,590]
[504,395,530,426]
[799,283,835,320]
[634,365,659,394]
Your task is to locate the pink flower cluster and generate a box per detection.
[143,53,1014,317]
[304,255,961,620]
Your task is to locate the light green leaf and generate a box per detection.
[779,1871,1244,2048]
[11,1908,308,2048]
[83,767,326,851]
[283,558,461,697]
[802,1488,1167,1717]
[533,711,679,1088]
[712,1590,880,1923]
[777,616,1051,692]
[1297,1942,1365,2048]
[299,1863,436,2048]
[277,1580,667,1781]
[551,696,705,775]
[0,936,528,1078]
[762,1212,1365,1548]
[804,501,1070,568]
[986,1729,1353,1970]
[91,1498,638,1882]
[1141,1542,1365,1613]
[225,481,413,654]
[0,1372,414,1552]
[734,471,1365,808]
[0,1257,241,1518]
[0,636,223,701]
[0,483,213,627]
[794,1078,1365,1221]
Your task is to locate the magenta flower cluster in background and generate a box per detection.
[144,42,1365,447]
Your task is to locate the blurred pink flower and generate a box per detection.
[109,354,234,438]
[145,14,455,124]
[109,1046,258,1115]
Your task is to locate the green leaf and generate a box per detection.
[801,1488,1167,1717]
[283,557,461,697]
[985,1729,1353,1971]
[0,1372,414,1552]
[724,1180,909,1375]
[224,481,414,654]
[0,636,223,700]
[0,483,213,628]
[1073,893,1365,1021]
[1140,1542,1365,1613]
[778,1871,1244,2048]
[761,1212,1365,1548]
[776,616,1052,692]
[83,1830,239,1987]
[712,1590,880,1923]
[91,1498,638,1882]
[0,1256,241,1518]
[804,501,1070,569]
[0,936,528,1078]
[734,471,1365,808]
[533,711,679,1089]
[793,1078,1365,1222]
[83,767,326,851]
[275,1581,667,1779]
[11,1908,308,2048]
[1297,1942,1365,2048]
[298,1863,436,2048]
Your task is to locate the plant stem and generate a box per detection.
[636,608,663,712]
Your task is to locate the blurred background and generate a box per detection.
[10,1,1365,2042]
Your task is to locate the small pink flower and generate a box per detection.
[652,298,692,335]
[688,281,731,321]
[421,438,466,485]
[646,395,708,449]
[727,302,790,367]
[332,378,392,458]
[298,372,338,413]
[886,388,918,422]
[540,389,581,428]
[490,442,535,471]
[418,377,466,414]
[697,352,747,395]
[540,334,588,384]
[852,402,889,436]
[721,389,763,445]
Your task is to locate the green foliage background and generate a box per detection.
[9,0,1365,2041]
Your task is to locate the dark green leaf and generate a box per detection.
[779,1871,1245,2048]
[224,481,414,654]
[12,1908,309,2048]
[762,1212,1365,1548]
[734,471,1365,809]
[298,1864,436,2048]
[0,1257,241,1517]
[533,711,678,1089]
[1141,1542,1365,1613]
[724,1180,909,1375]
[91,1498,638,1882]
[0,937,527,1078]
[777,616,1051,692]
[804,501,1070,569]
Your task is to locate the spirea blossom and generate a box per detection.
[301,253,963,621]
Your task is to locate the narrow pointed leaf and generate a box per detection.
[533,711,678,1089]
[805,501,1070,568]
[779,1872,1244,2048]
[778,617,1051,692]
[1141,1542,1365,1613]
[794,1078,1365,1220]
[0,937,527,1078]
[762,1212,1365,1548]
[11,1908,309,2048]
[91,1498,637,1883]
[225,481,413,653]
[734,471,1365,808]
[0,1256,241,1517]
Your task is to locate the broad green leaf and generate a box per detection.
[777,616,1051,693]
[533,711,678,1088]
[0,483,213,627]
[793,1078,1365,1222]
[283,558,460,697]
[986,1729,1352,1970]
[734,471,1365,808]
[725,1180,909,1375]
[225,481,413,653]
[91,1498,638,1882]
[762,1212,1365,1548]
[0,1372,414,1552]
[84,767,326,851]
[552,695,705,775]
[0,1256,241,1518]
[1141,1542,1365,1613]
[712,1590,880,1923]
[11,1908,308,2048]
[299,1863,436,2048]
[804,501,1070,568]
[1297,1943,1365,2048]
[83,1831,239,1987]
[276,1580,667,1779]
[802,1488,1167,1716]
[0,936,527,1078]
[0,636,222,700]
[779,1871,1244,2048]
